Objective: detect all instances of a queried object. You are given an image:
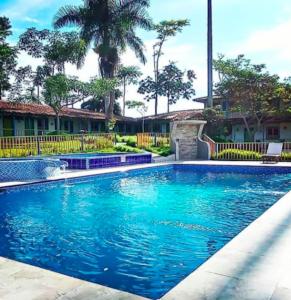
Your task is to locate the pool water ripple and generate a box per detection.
[0,166,290,299]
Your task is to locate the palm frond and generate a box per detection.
[125,32,146,64]
[53,6,83,29]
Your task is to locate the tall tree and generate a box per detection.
[117,65,142,116]
[81,78,121,115]
[126,100,147,132]
[18,29,86,75]
[214,54,285,141]
[138,62,196,113]
[53,0,152,121]
[0,16,17,99]
[158,62,196,112]
[43,74,87,132]
[152,19,189,114]
[81,99,122,115]
[33,65,52,102]
[8,66,33,102]
[207,0,213,107]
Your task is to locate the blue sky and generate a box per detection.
[1,0,291,115]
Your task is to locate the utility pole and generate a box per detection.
[207,0,213,108]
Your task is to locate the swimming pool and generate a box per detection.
[0,164,290,299]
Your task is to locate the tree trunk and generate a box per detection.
[242,116,254,142]
[37,86,40,102]
[142,117,145,133]
[207,0,213,108]
[123,79,126,116]
[108,91,115,119]
[154,93,158,115]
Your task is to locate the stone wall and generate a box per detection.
[171,120,207,160]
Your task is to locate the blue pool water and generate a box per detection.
[0,165,290,299]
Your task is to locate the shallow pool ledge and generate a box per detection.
[0,256,148,300]
[162,190,291,300]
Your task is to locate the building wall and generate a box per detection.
[231,125,244,142]
[280,123,291,140]
[14,117,25,136]
[231,122,291,142]
[48,117,56,132]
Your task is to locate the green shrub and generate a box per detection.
[216,149,291,161]
[47,131,70,136]
[114,144,142,153]
[282,152,291,161]
[118,135,137,147]
[216,149,262,160]
[145,145,172,157]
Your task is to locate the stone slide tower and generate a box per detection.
[170,120,210,160]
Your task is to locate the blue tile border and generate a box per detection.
[60,153,152,170]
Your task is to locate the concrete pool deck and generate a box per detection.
[0,161,290,300]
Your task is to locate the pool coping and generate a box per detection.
[0,161,291,300]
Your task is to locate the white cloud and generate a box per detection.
[228,19,291,78]
[23,17,40,24]
[2,0,53,24]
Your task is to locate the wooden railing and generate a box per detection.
[213,142,291,161]
[137,133,170,149]
[203,134,216,157]
[0,133,114,158]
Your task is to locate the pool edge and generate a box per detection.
[0,161,291,300]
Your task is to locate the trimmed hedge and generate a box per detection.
[216,149,262,160]
[145,145,172,157]
[114,144,142,153]
[116,135,137,147]
[216,149,291,161]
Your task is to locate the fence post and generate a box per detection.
[37,136,41,156]
[81,132,85,152]
[215,143,218,159]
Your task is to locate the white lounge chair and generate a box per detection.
[262,143,283,164]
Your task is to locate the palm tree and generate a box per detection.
[53,0,152,122]
[207,0,213,108]
[117,65,142,116]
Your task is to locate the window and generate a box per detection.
[91,121,99,132]
[267,127,280,140]
[37,118,49,133]
[69,120,74,133]
[25,118,35,136]
[63,120,69,132]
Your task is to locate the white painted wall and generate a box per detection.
[48,117,55,132]
[254,130,264,142]
[33,119,38,135]
[280,123,291,141]
[161,123,167,133]
[231,122,291,142]
[14,118,25,136]
[232,125,244,142]
[73,119,80,133]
